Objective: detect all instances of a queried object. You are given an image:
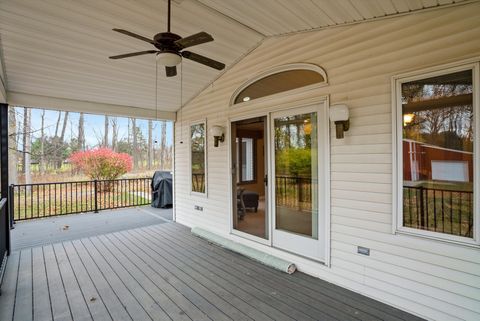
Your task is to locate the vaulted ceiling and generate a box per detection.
[0,0,471,119]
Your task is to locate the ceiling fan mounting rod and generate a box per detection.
[167,0,171,32]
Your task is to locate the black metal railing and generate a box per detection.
[403,186,473,238]
[192,173,206,193]
[10,177,152,221]
[0,198,8,274]
[275,175,313,211]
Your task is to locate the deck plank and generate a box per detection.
[151,225,355,320]
[96,233,209,321]
[32,246,53,321]
[69,240,132,321]
[108,231,233,321]
[85,236,179,321]
[123,229,257,321]
[128,228,304,321]
[52,243,92,321]
[61,242,113,321]
[14,248,33,321]
[161,223,424,321]
[0,251,20,321]
[43,244,73,321]
[100,233,212,321]
[73,239,151,321]
[0,215,426,321]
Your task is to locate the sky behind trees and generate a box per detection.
[25,108,173,149]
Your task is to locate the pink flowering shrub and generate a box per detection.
[69,148,133,181]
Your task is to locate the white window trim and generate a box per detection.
[392,60,480,247]
[229,63,328,107]
[189,119,208,197]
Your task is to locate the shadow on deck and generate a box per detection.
[11,206,172,251]
[0,210,424,321]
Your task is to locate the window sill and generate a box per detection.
[395,226,479,248]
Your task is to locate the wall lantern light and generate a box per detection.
[330,104,350,139]
[210,125,225,147]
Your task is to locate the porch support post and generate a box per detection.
[0,103,11,255]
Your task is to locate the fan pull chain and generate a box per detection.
[155,57,158,120]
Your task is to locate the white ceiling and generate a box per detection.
[0,0,469,118]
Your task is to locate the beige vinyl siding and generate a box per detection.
[174,3,480,321]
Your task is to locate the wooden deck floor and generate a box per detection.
[0,222,424,321]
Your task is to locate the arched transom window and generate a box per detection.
[231,64,327,105]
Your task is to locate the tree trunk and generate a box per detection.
[78,112,85,151]
[148,120,153,170]
[23,107,32,186]
[8,107,18,185]
[55,111,69,169]
[54,111,62,138]
[111,117,118,151]
[39,109,46,175]
[60,111,69,141]
[103,115,109,147]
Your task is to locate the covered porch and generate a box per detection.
[0,214,423,321]
[1,1,479,321]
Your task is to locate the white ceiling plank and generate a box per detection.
[421,0,440,7]
[0,0,262,113]
[0,0,465,113]
[390,0,412,11]
[374,0,399,14]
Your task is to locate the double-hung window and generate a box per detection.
[395,62,479,244]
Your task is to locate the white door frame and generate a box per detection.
[227,96,331,265]
[228,112,272,246]
[270,102,329,262]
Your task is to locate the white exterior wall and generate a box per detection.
[174,4,480,321]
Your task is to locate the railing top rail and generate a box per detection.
[11,177,152,187]
[403,185,473,194]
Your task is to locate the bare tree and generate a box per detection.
[147,119,153,170]
[103,115,109,147]
[111,117,118,151]
[54,111,69,169]
[8,107,18,185]
[39,109,46,174]
[60,111,69,141]
[78,112,85,150]
[54,111,62,137]
[23,107,32,186]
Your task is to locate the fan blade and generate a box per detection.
[182,51,225,70]
[175,32,213,49]
[113,28,154,44]
[166,66,177,77]
[109,50,157,59]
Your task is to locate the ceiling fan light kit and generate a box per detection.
[156,52,182,67]
[109,0,225,77]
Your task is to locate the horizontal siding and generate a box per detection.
[174,3,480,321]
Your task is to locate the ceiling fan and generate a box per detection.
[109,0,225,77]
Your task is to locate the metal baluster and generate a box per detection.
[450,191,453,235]
[458,192,462,236]
[433,189,437,232]
[441,190,445,233]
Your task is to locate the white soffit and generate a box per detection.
[0,0,471,116]
[0,0,263,115]
[197,0,471,36]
